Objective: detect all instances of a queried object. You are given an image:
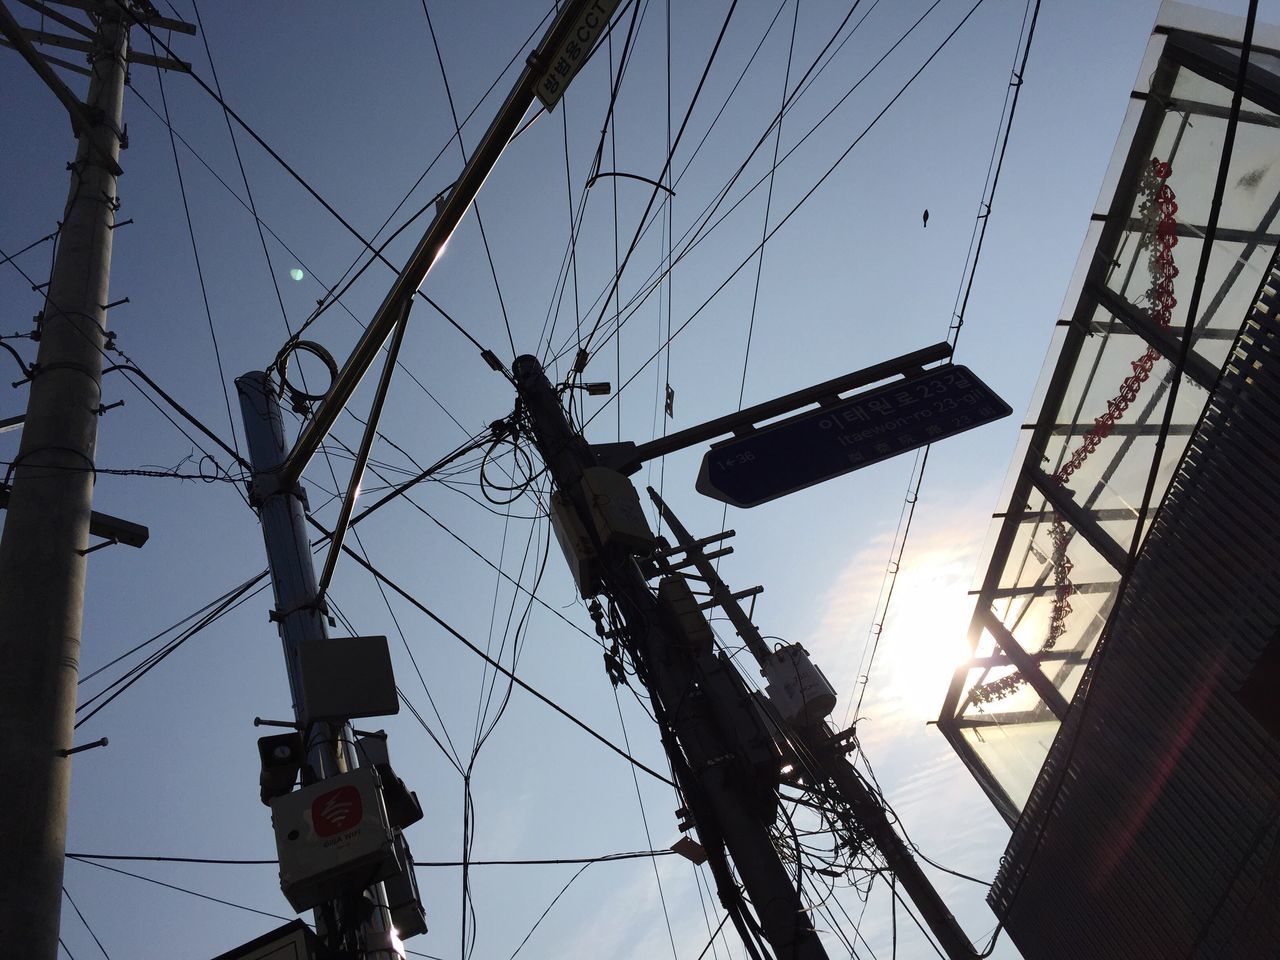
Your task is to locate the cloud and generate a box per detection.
[806,492,993,735]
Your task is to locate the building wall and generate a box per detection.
[937,1,1280,822]
[989,261,1280,959]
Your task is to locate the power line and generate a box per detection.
[584,0,993,428]
[612,685,680,960]
[694,913,733,960]
[848,0,1042,723]
[310,518,676,787]
[74,569,267,728]
[0,245,250,496]
[66,849,677,867]
[122,7,500,362]
[577,0,740,363]
[564,0,950,410]
[62,887,110,960]
[67,856,294,924]
[546,0,878,368]
[507,861,593,960]
[123,84,472,436]
[0,228,59,268]
[421,0,517,359]
[715,0,801,556]
[149,29,240,462]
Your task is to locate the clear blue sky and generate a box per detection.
[1,1,1267,957]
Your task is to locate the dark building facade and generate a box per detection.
[935,3,1280,956]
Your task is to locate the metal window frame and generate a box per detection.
[937,24,1280,823]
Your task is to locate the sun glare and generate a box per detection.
[872,551,975,720]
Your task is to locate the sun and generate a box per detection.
[870,549,976,720]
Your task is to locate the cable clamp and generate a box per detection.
[29,359,98,384]
[268,596,331,624]
[248,472,308,509]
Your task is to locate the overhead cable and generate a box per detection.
[66,848,678,866]
[309,517,676,787]
[584,0,993,427]
[122,8,498,361]
[847,0,1041,723]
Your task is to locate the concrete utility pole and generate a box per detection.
[651,492,981,960]
[513,355,828,960]
[0,6,129,954]
[237,373,398,958]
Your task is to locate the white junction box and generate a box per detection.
[581,466,654,553]
[550,488,600,597]
[762,643,838,727]
[270,766,400,912]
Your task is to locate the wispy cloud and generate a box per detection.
[806,491,993,734]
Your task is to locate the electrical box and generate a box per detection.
[270,766,399,912]
[355,731,390,767]
[762,643,838,727]
[353,733,422,829]
[657,576,713,654]
[297,635,399,725]
[550,489,601,597]
[384,831,429,939]
[257,732,304,806]
[209,919,324,960]
[580,466,654,554]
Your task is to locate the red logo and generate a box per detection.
[312,785,363,837]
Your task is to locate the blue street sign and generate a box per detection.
[696,364,1011,508]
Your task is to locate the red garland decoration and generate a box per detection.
[1055,159,1179,484]
[968,158,1178,707]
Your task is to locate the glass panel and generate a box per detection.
[944,22,1280,821]
[1194,240,1279,348]
[1172,62,1232,105]
[1247,49,1280,78]
[995,489,1052,594]
[957,707,1061,811]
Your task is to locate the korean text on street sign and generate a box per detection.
[534,0,621,111]
[696,364,1011,508]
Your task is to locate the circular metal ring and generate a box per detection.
[275,339,338,404]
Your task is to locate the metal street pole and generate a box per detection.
[237,372,397,958]
[513,355,828,960]
[650,491,981,960]
[277,0,612,490]
[0,7,129,954]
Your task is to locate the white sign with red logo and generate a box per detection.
[311,784,363,838]
[271,766,398,912]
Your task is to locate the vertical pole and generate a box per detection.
[236,373,397,958]
[0,7,128,955]
[513,355,828,960]
[650,492,979,960]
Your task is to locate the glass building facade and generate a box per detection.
[936,1,1280,823]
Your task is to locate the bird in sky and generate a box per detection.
[923,208,930,228]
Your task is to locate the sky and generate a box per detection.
[1,1,1270,958]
